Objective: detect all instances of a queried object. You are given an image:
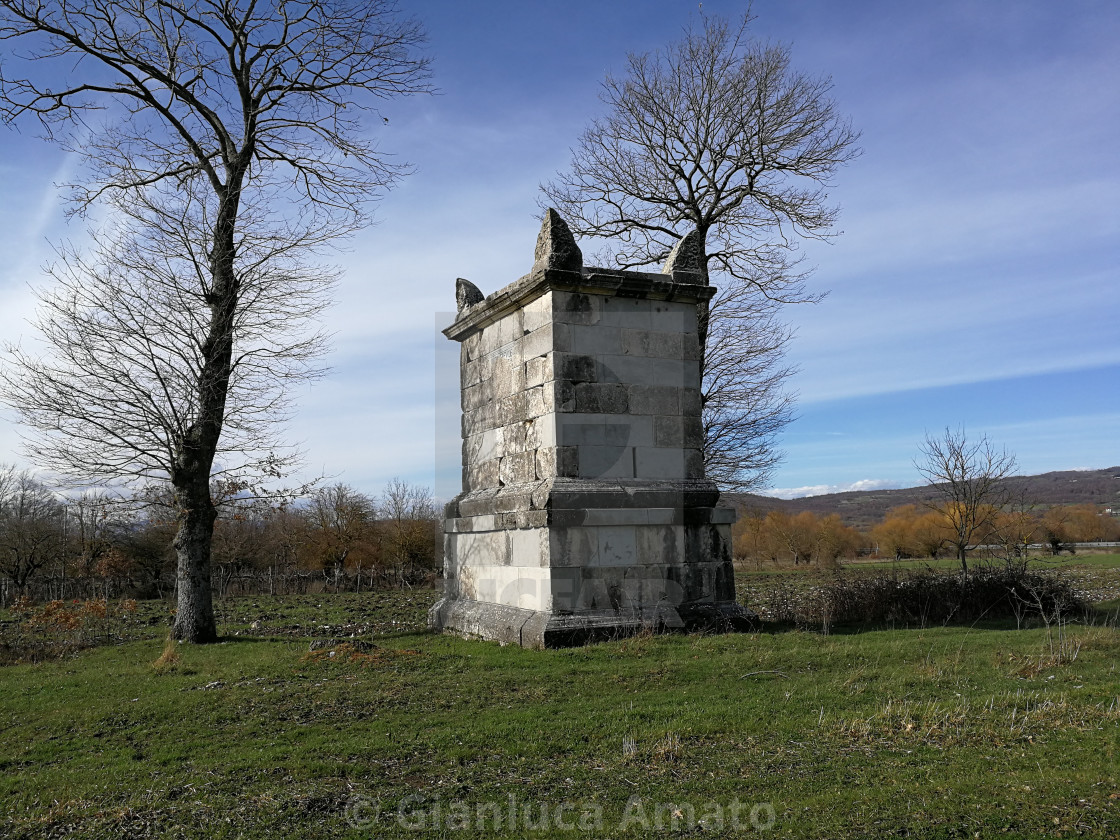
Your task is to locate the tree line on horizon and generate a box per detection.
[0,466,439,607]
[733,501,1120,569]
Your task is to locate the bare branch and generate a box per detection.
[915,427,1018,573]
[541,13,858,490]
[0,0,431,642]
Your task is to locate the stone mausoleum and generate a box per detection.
[429,210,750,647]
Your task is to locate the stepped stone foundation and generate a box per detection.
[429,211,752,647]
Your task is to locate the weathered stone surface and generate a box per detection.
[636,524,683,565]
[543,380,576,413]
[521,293,553,333]
[524,355,551,388]
[554,291,601,325]
[660,230,705,283]
[680,387,703,416]
[533,209,583,273]
[456,277,485,312]
[558,353,597,383]
[574,382,628,414]
[653,415,683,448]
[492,354,526,396]
[519,322,563,359]
[628,384,679,416]
[621,328,684,359]
[499,450,537,485]
[682,332,702,361]
[435,213,748,648]
[466,458,500,491]
[463,331,483,361]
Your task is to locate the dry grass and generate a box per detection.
[151,636,180,672]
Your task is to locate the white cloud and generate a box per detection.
[763,478,905,500]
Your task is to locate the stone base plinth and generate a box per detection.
[430,481,754,648]
[429,596,754,649]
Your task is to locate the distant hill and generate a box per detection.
[731,467,1120,531]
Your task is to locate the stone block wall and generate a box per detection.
[459,289,707,492]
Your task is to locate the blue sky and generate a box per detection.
[0,0,1117,500]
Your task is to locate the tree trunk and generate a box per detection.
[168,183,242,643]
[172,495,219,643]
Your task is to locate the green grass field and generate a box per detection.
[2,584,1118,839]
[844,552,1120,573]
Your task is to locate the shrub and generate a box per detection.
[759,567,1086,631]
[1,597,140,663]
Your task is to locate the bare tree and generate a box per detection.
[915,427,1018,574]
[701,287,795,488]
[0,465,68,601]
[304,482,375,590]
[65,490,131,599]
[0,0,431,641]
[542,13,859,490]
[988,486,1039,570]
[380,477,437,585]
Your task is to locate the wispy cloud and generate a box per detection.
[0,0,1115,500]
[763,479,905,500]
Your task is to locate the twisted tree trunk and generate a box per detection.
[172,483,218,642]
[170,186,241,643]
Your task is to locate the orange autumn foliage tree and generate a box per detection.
[734,509,863,567]
[869,505,953,560]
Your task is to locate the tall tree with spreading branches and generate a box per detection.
[0,0,431,641]
[542,13,859,490]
